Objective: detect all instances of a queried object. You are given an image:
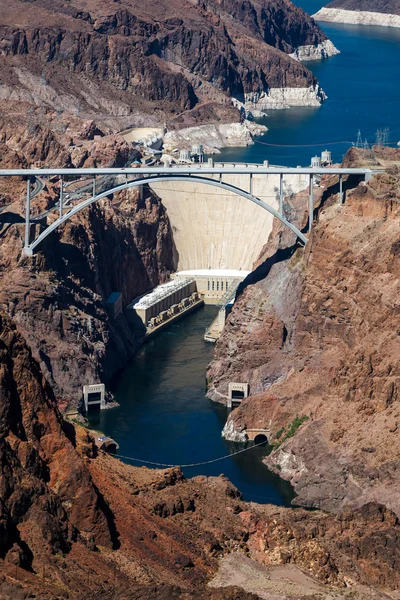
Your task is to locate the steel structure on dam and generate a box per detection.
[0,165,376,258]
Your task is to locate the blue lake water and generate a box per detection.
[89,10,400,504]
[218,1,400,166]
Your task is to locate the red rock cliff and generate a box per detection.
[207,154,400,517]
[0,0,331,126]
[1,310,400,598]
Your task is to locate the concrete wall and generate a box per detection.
[175,270,247,303]
[150,165,308,271]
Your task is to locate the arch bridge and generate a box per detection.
[0,165,375,256]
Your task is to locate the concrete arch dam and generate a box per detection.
[149,166,309,272]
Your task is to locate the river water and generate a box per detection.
[88,306,295,504]
[89,9,400,504]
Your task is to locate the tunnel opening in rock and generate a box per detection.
[254,434,268,445]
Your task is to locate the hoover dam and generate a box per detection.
[149,164,310,271]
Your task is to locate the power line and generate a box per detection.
[254,139,353,148]
[114,440,268,469]
[254,130,396,150]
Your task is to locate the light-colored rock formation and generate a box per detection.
[163,121,267,154]
[239,84,327,114]
[290,39,340,61]
[314,7,400,28]
[221,420,248,442]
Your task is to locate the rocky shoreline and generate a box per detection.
[290,39,340,61]
[163,120,268,154]
[314,6,400,27]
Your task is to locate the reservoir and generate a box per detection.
[89,9,399,504]
[218,0,400,166]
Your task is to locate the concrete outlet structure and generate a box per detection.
[105,292,123,319]
[174,269,249,303]
[83,383,106,411]
[246,429,269,443]
[227,382,250,409]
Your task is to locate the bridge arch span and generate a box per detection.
[25,174,308,255]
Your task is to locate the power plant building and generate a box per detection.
[127,278,197,325]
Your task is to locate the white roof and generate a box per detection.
[131,277,194,310]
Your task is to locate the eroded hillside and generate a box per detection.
[0,0,336,128]
[207,149,400,517]
[1,311,400,599]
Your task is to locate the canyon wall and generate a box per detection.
[1,309,400,599]
[0,187,175,406]
[0,101,175,406]
[207,151,400,517]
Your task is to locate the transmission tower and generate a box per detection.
[356,129,363,148]
[383,127,390,146]
[363,138,376,164]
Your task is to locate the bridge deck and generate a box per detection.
[0,166,377,177]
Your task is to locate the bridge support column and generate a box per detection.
[59,175,63,218]
[93,176,96,198]
[309,174,314,232]
[279,173,283,215]
[249,173,253,196]
[23,177,33,256]
[339,175,344,205]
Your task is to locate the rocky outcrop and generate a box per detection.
[315,0,400,27]
[163,121,268,154]
[0,0,336,129]
[290,39,340,62]
[241,84,327,112]
[199,0,336,55]
[207,152,400,517]
[0,312,117,570]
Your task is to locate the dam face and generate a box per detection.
[150,164,309,271]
